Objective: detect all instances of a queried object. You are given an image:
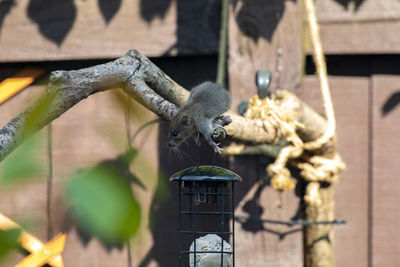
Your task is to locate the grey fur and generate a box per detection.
[167,81,231,153]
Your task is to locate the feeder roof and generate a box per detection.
[169,165,242,182]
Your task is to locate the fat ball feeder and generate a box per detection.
[170,165,242,267]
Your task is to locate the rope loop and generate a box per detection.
[229,0,347,206]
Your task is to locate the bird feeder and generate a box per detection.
[170,165,242,267]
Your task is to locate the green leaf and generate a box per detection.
[65,164,141,244]
[22,92,55,136]
[0,228,22,259]
[1,136,44,184]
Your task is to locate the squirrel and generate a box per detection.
[167,81,231,153]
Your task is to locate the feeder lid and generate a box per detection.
[169,165,242,182]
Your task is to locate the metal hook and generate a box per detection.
[237,70,272,115]
[256,70,271,99]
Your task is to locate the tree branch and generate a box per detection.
[0,49,328,162]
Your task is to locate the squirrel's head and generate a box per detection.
[167,114,194,148]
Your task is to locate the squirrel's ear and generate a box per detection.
[180,116,190,126]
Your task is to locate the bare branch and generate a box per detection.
[0,52,138,161]
[126,50,188,107]
[124,78,178,119]
[0,49,328,162]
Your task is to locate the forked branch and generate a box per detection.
[0,50,327,162]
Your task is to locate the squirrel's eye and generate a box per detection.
[172,131,178,137]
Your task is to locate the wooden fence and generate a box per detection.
[0,0,399,266]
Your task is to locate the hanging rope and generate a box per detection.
[303,0,336,150]
[243,93,305,191]
[229,0,346,206]
[267,0,345,205]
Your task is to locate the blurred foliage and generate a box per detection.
[111,89,146,123]
[0,135,45,185]
[95,89,156,152]
[23,92,55,137]
[0,133,45,262]
[0,229,22,260]
[1,79,52,185]
[0,89,51,261]
[0,73,154,258]
[65,148,142,245]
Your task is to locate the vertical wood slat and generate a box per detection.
[228,0,303,109]
[301,76,370,267]
[228,1,304,265]
[232,161,303,267]
[371,75,400,267]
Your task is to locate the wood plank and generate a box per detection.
[301,76,370,267]
[232,158,303,267]
[305,20,400,54]
[0,0,220,62]
[229,0,303,109]
[228,1,304,265]
[315,0,400,23]
[304,0,400,54]
[371,75,400,267]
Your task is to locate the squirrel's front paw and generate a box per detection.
[220,115,232,124]
[209,141,223,154]
[214,115,232,126]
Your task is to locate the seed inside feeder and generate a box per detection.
[189,234,232,267]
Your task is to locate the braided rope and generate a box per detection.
[303,0,336,150]
[237,0,346,206]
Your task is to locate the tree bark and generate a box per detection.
[304,185,335,267]
[0,50,328,162]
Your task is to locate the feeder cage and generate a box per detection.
[170,165,242,267]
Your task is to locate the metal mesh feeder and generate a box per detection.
[170,165,242,267]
